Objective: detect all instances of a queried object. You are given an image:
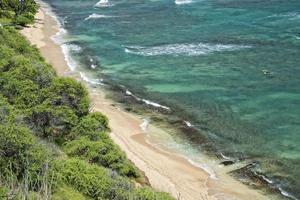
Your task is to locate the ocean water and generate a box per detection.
[42,0,300,198]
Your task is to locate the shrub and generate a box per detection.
[28,104,78,141]
[1,78,40,109]
[0,0,38,26]
[0,186,8,199]
[55,159,112,199]
[0,95,14,124]
[0,45,14,71]
[15,14,31,26]
[4,57,54,87]
[70,112,110,140]
[46,78,90,117]
[63,136,139,178]
[52,185,88,200]
[0,10,15,19]
[133,187,174,200]
[0,124,52,191]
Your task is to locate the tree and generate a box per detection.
[28,104,78,141]
[45,78,90,117]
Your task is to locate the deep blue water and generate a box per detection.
[43,0,300,198]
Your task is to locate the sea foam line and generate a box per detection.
[60,44,81,71]
[125,90,170,111]
[184,121,193,127]
[79,72,105,86]
[84,13,115,20]
[220,153,231,160]
[37,0,80,72]
[278,187,298,200]
[38,0,102,74]
[187,159,217,179]
[125,43,251,57]
[266,12,300,21]
[94,0,114,8]
[252,170,298,200]
[175,0,193,5]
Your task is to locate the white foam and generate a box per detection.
[294,36,300,40]
[278,187,298,200]
[60,44,82,71]
[140,118,150,132]
[84,13,115,20]
[125,90,171,111]
[188,159,217,179]
[252,171,274,184]
[175,0,192,5]
[184,121,193,127]
[261,175,274,184]
[253,171,299,200]
[37,0,61,27]
[125,90,133,96]
[88,57,98,69]
[267,12,300,21]
[125,43,251,57]
[37,0,80,72]
[79,72,104,86]
[94,0,114,8]
[142,99,170,110]
[220,153,231,160]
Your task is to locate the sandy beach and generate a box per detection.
[20,6,273,200]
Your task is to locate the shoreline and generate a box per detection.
[21,5,274,200]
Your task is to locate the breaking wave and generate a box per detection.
[175,0,193,5]
[94,0,114,8]
[125,43,251,56]
[187,159,217,179]
[125,90,171,110]
[84,13,115,20]
[267,12,300,20]
[79,72,105,86]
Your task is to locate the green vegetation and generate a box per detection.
[0,0,37,25]
[0,2,173,199]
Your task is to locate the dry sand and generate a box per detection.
[20,7,272,200]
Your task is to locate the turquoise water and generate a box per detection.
[44,0,300,198]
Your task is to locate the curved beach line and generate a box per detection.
[21,3,284,200]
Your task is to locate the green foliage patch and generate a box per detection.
[0,6,174,199]
[0,0,38,26]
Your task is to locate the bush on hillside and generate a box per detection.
[69,112,110,140]
[0,0,38,26]
[0,125,53,192]
[133,187,174,200]
[52,185,88,200]
[45,78,90,117]
[63,136,139,178]
[28,104,78,141]
[55,159,113,199]
[15,14,31,26]
[0,24,174,199]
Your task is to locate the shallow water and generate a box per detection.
[43,0,300,198]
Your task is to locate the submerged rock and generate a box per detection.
[220,160,235,166]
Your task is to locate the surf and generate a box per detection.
[94,0,114,8]
[175,0,193,5]
[84,13,115,20]
[125,43,251,56]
